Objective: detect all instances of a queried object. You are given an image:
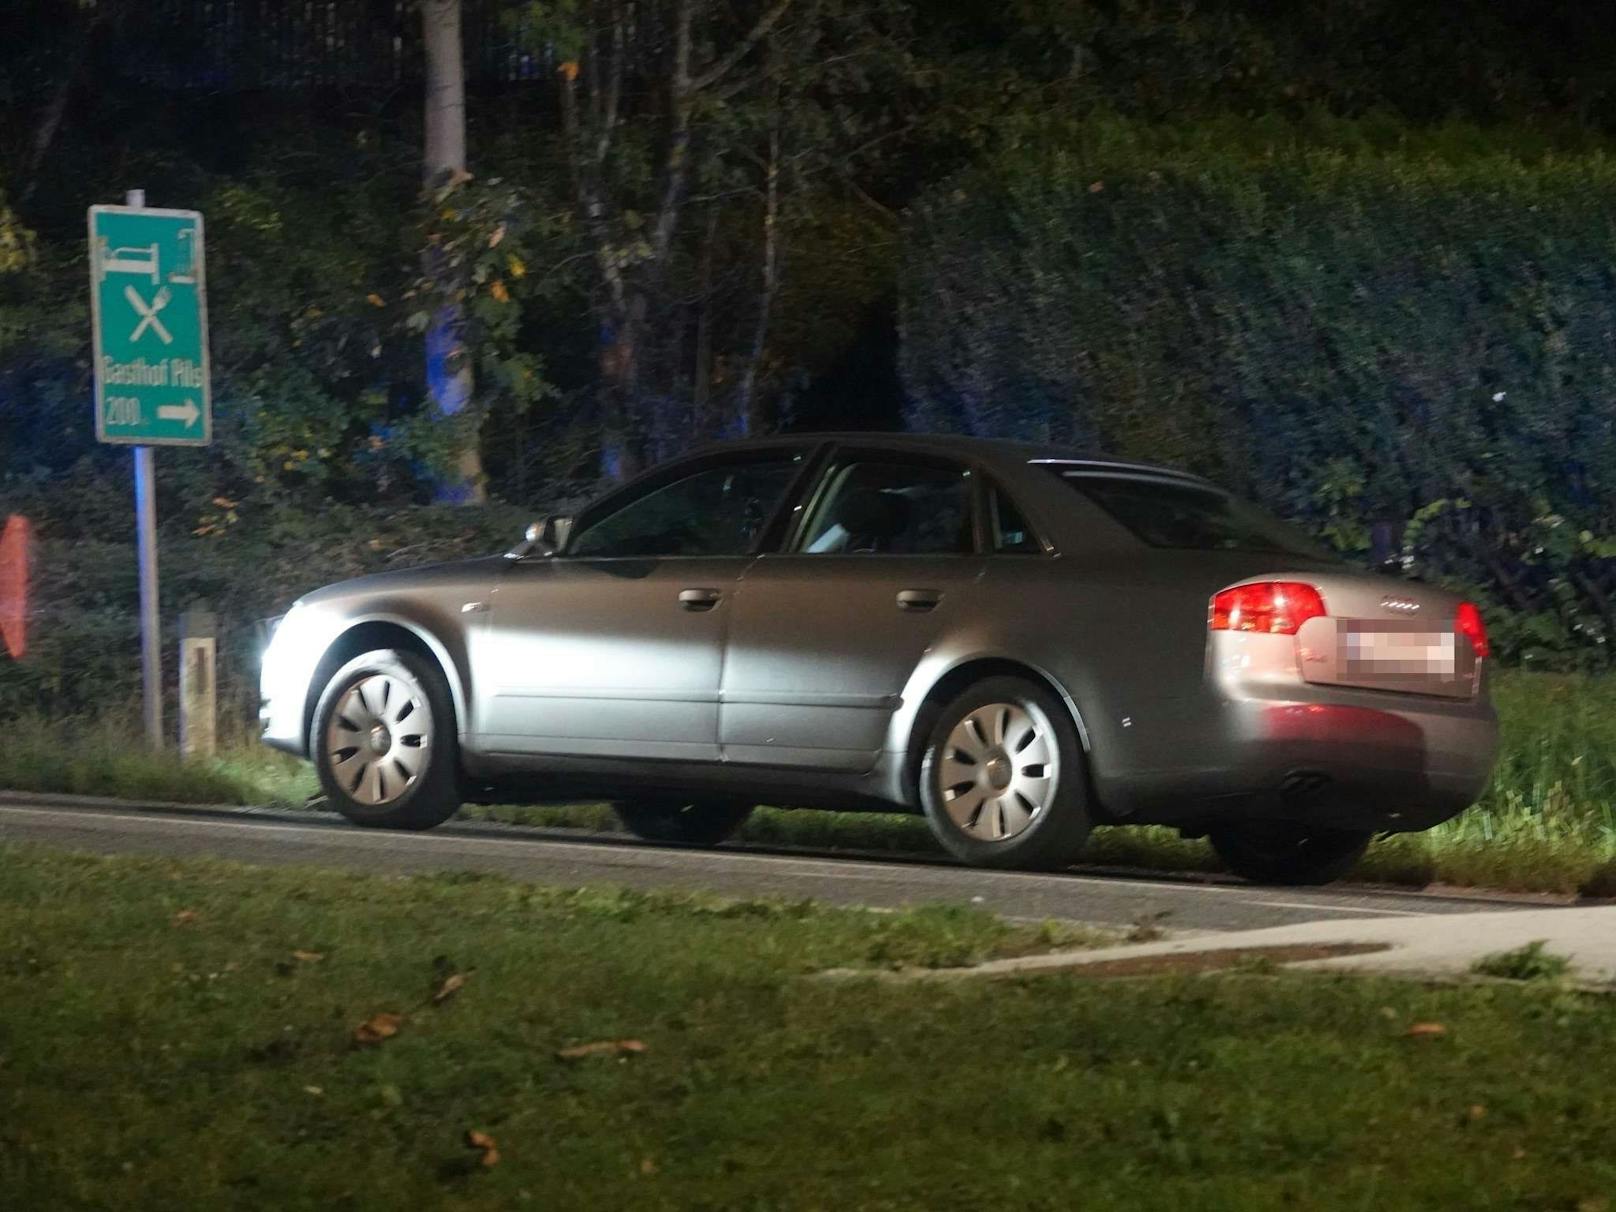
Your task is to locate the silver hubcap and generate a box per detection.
[938,701,1058,842]
[325,674,432,807]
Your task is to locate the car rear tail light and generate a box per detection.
[1455,601,1490,659]
[1209,582,1327,636]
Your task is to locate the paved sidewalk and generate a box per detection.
[858,906,1616,986]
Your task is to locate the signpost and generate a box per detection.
[89,193,211,748]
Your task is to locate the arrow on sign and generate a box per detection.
[157,399,200,429]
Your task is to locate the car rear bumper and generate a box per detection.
[1110,687,1499,834]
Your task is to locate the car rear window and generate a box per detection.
[1054,471,1334,561]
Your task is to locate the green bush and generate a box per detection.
[902,117,1616,668]
[0,499,529,724]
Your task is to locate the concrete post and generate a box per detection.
[178,601,217,759]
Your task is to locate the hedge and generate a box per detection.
[901,118,1616,668]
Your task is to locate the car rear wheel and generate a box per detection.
[919,676,1091,871]
[613,800,754,846]
[1208,821,1372,886]
[312,648,461,831]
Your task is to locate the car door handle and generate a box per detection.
[897,589,942,612]
[679,587,723,611]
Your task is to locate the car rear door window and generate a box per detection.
[989,482,1043,553]
[1056,471,1334,560]
[797,461,975,555]
[568,453,805,558]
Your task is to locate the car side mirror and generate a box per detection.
[508,514,573,559]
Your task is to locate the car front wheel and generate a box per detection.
[918,676,1092,871]
[312,647,461,831]
[613,799,754,846]
[1208,821,1372,886]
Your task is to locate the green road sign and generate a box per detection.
[89,205,211,446]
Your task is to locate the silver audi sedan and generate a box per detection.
[260,434,1499,884]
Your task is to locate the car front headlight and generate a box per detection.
[259,601,332,702]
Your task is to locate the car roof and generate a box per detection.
[688,432,1215,486]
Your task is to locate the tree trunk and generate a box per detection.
[733,109,781,438]
[421,0,485,504]
[596,301,644,482]
[691,206,719,436]
[20,44,82,206]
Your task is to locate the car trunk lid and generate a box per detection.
[1284,573,1482,700]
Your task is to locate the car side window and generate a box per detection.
[989,483,1043,554]
[796,460,975,555]
[568,455,803,558]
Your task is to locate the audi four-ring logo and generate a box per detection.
[1380,596,1422,614]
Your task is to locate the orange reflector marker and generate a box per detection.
[0,514,31,659]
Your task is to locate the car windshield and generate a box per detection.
[1055,471,1335,561]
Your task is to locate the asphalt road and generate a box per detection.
[0,795,1564,934]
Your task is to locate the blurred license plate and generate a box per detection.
[1342,630,1457,677]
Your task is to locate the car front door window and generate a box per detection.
[569,455,805,559]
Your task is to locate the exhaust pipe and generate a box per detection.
[1278,769,1333,809]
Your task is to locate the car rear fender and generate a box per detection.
[894,651,1098,809]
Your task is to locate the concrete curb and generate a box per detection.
[0,788,305,821]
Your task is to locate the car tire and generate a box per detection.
[613,799,754,846]
[918,676,1091,871]
[1208,821,1372,886]
[311,647,461,831]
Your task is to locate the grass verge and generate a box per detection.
[0,711,317,807]
[2,845,1614,1209]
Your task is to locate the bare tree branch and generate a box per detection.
[688,0,795,94]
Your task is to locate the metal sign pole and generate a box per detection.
[126,187,163,750]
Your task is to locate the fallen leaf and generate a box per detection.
[303,1085,323,1097]
[1404,1021,1447,1039]
[172,909,199,926]
[1465,1104,1487,1122]
[488,223,507,249]
[354,1012,403,1046]
[465,1129,500,1168]
[432,972,469,1005]
[639,1157,658,1176]
[559,60,580,83]
[366,293,385,308]
[291,950,323,963]
[489,279,510,303]
[556,1039,648,1061]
